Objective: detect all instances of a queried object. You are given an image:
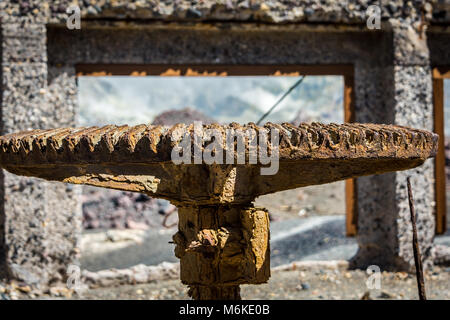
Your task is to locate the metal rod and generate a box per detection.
[256,76,305,125]
[406,177,427,300]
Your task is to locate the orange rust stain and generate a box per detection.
[272,70,300,76]
[160,68,182,76]
[130,71,147,76]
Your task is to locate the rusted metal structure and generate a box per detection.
[0,122,438,299]
[1,0,450,287]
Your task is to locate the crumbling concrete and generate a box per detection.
[351,21,437,271]
[0,19,81,285]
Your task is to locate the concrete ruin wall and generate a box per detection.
[0,21,81,284]
[0,0,449,285]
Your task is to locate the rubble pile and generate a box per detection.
[82,187,176,230]
[152,107,215,126]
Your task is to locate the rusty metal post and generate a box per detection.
[407,177,427,300]
[172,204,270,300]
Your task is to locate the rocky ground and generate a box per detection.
[74,266,450,300]
[1,210,447,300]
[1,265,449,300]
[255,181,345,220]
[152,107,215,126]
[82,187,177,230]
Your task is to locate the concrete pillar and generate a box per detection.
[0,19,81,286]
[351,22,435,271]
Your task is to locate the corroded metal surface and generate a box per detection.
[0,122,438,205]
[174,204,270,299]
[0,122,437,165]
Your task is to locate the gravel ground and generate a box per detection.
[79,215,357,271]
[255,181,346,220]
[5,266,447,300]
[270,216,356,266]
[80,228,178,271]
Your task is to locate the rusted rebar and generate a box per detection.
[406,177,427,300]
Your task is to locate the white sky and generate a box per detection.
[77,76,344,127]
